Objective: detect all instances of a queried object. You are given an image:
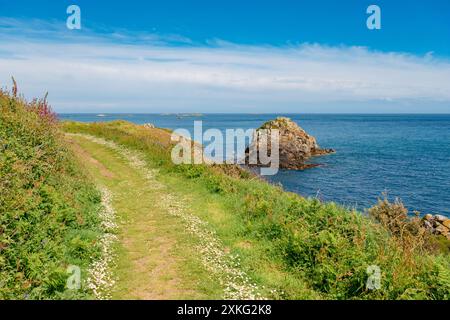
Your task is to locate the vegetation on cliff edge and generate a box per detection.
[0,88,102,299]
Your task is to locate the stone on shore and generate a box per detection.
[422,214,450,240]
[443,220,450,229]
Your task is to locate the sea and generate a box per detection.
[59,113,450,216]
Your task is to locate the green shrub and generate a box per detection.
[0,88,101,299]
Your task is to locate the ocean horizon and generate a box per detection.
[59,113,450,216]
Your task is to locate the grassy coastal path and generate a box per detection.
[65,133,265,300]
[61,121,450,301]
[4,87,448,300]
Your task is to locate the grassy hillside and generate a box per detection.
[1,85,449,300]
[0,89,102,299]
[64,120,450,300]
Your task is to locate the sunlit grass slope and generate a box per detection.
[64,120,450,300]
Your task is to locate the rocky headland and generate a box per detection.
[245,117,335,170]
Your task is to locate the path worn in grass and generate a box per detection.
[66,133,264,300]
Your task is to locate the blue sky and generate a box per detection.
[1,0,450,113]
[3,0,450,55]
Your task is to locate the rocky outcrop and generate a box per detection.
[245,117,334,170]
[423,214,450,240]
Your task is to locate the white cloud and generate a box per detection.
[1,18,450,113]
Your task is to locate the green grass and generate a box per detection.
[69,135,223,299]
[0,90,102,299]
[63,120,450,300]
[159,173,321,299]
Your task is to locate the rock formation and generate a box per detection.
[423,214,450,240]
[245,117,335,170]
